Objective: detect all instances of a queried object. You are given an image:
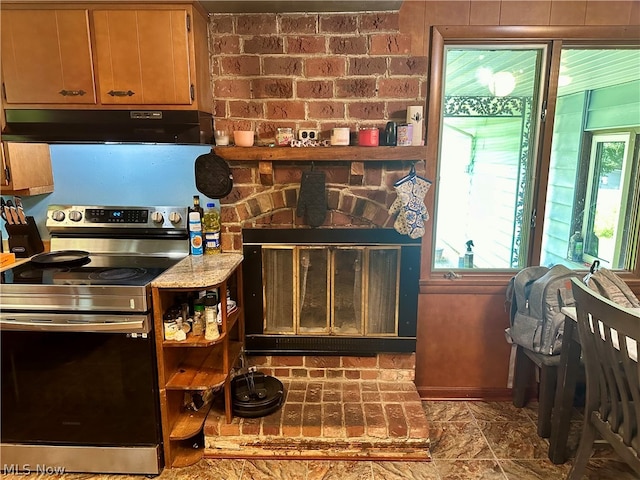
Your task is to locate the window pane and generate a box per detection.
[434,47,544,269]
[540,48,640,270]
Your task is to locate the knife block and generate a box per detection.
[6,216,44,257]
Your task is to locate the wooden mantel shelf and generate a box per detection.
[212,146,427,162]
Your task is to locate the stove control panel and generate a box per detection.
[46,205,188,230]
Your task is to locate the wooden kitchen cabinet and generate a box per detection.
[152,255,244,468]
[1,3,212,112]
[93,9,193,106]
[1,9,96,105]
[1,142,54,195]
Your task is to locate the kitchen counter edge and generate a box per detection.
[151,253,243,289]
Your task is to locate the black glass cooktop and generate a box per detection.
[1,254,182,287]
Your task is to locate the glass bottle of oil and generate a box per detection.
[202,203,221,255]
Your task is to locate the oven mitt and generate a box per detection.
[389,175,431,239]
[296,170,327,227]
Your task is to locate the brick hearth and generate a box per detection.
[203,355,430,460]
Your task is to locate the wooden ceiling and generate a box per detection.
[199,0,403,13]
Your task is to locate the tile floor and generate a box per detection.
[3,400,637,479]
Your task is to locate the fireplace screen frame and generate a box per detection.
[242,229,421,355]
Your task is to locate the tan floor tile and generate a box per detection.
[306,460,373,480]
[240,459,307,480]
[479,421,549,459]
[467,401,531,423]
[434,459,506,479]
[500,458,570,479]
[371,461,439,479]
[429,421,494,460]
[422,400,474,422]
[580,458,640,479]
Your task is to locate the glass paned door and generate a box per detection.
[434,46,545,269]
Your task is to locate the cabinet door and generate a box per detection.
[1,143,54,195]
[93,10,193,106]
[1,10,96,105]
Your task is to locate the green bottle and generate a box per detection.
[202,203,221,255]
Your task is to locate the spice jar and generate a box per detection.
[276,127,294,146]
[163,312,179,341]
[192,300,204,336]
[204,291,220,341]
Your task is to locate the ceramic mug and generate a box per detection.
[233,130,255,147]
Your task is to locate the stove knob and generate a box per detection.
[51,210,66,222]
[169,211,182,224]
[68,210,83,222]
[151,211,164,224]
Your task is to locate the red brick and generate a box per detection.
[228,101,263,118]
[214,79,252,99]
[326,369,344,378]
[291,367,308,377]
[302,404,322,437]
[210,35,240,55]
[328,36,367,55]
[305,382,324,402]
[308,101,345,120]
[274,367,291,377]
[364,403,387,438]
[219,416,241,436]
[385,404,408,438]
[378,78,420,98]
[241,417,261,435]
[281,403,302,436]
[280,15,317,34]
[306,356,341,368]
[360,12,400,32]
[236,15,278,35]
[320,14,358,33]
[343,384,361,402]
[244,36,284,54]
[209,15,234,34]
[349,57,387,76]
[342,356,378,369]
[309,369,325,378]
[287,36,326,54]
[344,370,360,380]
[369,34,412,55]
[265,101,306,120]
[389,56,428,76]
[213,100,226,117]
[344,403,365,437]
[262,407,283,436]
[273,167,303,185]
[203,411,222,436]
[255,209,295,226]
[404,402,430,439]
[263,57,304,76]
[253,79,293,100]
[272,356,304,367]
[362,391,382,403]
[336,79,377,98]
[348,102,385,120]
[220,56,260,75]
[287,390,305,402]
[364,165,383,187]
[322,403,344,437]
[322,388,342,402]
[297,81,333,99]
[305,57,347,77]
[379,353,415,370]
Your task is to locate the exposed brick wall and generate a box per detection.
[218,160,427,252]
[208,11,428,252]
[208,11,427,142]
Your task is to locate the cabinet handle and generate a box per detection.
[59,89,87,97]
[107,90,135,97]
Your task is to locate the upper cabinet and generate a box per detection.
[0,3,212,112]
[93,10,193,105]
[1,9,96,105]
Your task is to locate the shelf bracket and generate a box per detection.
[259,161,273,185]
[349,161,364,185]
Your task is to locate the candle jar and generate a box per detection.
[358,127,379,147]
[276,127,294,146]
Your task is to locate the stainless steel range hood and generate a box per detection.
[2,109,213,144]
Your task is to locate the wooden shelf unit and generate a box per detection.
[152,259,244,469]
[212,145,428,162]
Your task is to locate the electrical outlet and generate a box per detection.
[298,129,319,141]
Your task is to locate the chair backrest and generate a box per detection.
[571,278,640,452]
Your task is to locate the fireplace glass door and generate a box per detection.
[262,246,400,336]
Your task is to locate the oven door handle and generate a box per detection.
[0,313,151,334]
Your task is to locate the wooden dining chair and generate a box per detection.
[568,279,640,479]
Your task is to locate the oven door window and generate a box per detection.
[1,331,161,445]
